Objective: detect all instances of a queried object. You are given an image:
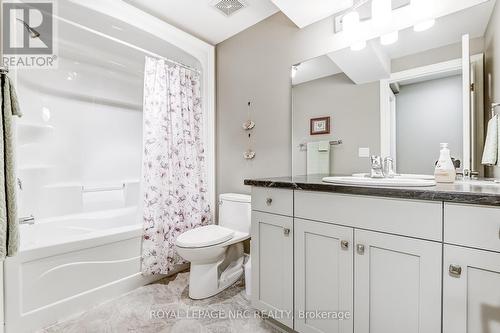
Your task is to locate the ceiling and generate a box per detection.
[123,0,280,45]
[123,0,361,45]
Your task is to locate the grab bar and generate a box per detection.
[81,184,125,193]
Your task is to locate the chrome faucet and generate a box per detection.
[19,215,35,225]
[370,156,385,178]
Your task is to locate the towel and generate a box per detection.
[482,115,498,166]
[0,74,22,259]
[307,141,330,174]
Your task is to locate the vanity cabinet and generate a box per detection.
[354,230,442,333]
[294,218,353,333]
[250,187,500,333]
[443,245,500,333]
[251,210,293,328]
[443,203,500,333]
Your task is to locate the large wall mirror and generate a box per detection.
[292,0,496,178]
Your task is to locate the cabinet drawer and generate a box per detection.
[444,203,500,252]
[251,187,293,216]
[295,191,442,241]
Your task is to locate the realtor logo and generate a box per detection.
[2,0,57,68]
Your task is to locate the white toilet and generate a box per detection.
[175,193,251,299]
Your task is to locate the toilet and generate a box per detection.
[175,193,251,299]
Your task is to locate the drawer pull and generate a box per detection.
[356,244,365,255]
[266,198,273,206]
[341,240,349,250]
[449,264,462,278]
[283,228,290,236]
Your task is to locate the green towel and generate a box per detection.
[0,74,22,259]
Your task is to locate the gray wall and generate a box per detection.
[396,75,463,174]
[292,74,380,176]
[485,0,500,177]
[216,12,342,195]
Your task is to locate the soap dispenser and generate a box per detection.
[434,143,456,183]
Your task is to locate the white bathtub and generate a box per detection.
[4,207,161,333]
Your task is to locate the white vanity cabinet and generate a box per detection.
[354,230,442,333]
[294,218,353,333]
[251,210,294,328]
[250,187,500,333]
[443,203,500,333]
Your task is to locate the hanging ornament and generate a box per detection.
[244,133,255,160]
[242,101,255,130]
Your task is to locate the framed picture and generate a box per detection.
[310,117,330,135]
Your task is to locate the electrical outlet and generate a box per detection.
[358,148,370,158]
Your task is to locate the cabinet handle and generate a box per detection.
[356,244,365,255]
[266,198,273,206]
[283,228,290,236]
[449,264,462,278]
[341,240,349,250]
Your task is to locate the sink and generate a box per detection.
[322,176,436,187]
[352,173,435,180]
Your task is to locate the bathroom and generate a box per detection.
[0,0,499,332]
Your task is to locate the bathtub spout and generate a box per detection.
[19,215,35,225]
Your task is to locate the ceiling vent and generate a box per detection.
[211,0,247,17]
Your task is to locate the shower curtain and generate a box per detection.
[141,56,212,275]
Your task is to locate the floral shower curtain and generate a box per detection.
[141,56,212,275]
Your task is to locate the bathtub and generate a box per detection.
[4,207,161,333]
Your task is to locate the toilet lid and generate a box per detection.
[176,225,235,248]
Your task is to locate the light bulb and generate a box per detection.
[413,0,435,32]
[372,0,392,27]
[343,11,360,39]
[291,65,299,78]
[380,31,398,45]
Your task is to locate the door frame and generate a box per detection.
[380,54,483,172]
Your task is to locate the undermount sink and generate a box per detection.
[322,176,436,187]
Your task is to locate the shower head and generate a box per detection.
[16,18,41,38]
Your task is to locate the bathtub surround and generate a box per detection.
[0,74,22,258]
[40,272,280,333]
[142,57,212,275]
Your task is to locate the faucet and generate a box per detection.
[370,156,385,178]
[19,215,35,225]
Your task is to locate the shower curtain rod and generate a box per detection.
[55,15,202,74]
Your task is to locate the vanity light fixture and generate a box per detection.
[412,0,435,32]
[343,11,366,51]
[371,0,392,27]
[380,31,398,45]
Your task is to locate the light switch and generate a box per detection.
[358,147,370,158]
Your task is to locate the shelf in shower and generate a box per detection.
[17,123,54,145]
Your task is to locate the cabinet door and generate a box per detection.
[354,230,442,333]
[443,245,500,333]
[294,219,353,333]
[251,211,293,328]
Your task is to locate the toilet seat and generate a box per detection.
[176,225,235,248]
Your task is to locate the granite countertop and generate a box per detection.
[244,174,500,206]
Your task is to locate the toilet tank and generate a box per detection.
[218,193,251,234]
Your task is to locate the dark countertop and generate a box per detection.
[244,174,500,206]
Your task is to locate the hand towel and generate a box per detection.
[0,74,22,259]
[482,114,498,166]
[307,141,330,175]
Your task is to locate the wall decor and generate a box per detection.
[242,101,255,130]
[310,116,330,135]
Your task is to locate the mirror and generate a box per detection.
[292,0,496,177]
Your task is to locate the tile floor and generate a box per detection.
[39,272,282,333]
